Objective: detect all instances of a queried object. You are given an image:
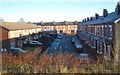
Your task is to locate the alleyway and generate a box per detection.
[46,34,98,59]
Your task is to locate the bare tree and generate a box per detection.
[18,18,25,23]
[0,17,4,22]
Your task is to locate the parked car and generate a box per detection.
[70,35,75,38]
[79,53,89,61]
[71,37,75,44]
[49,34,58,39]
[75,44,83,52]
[71,36,83,52]
[71,36,77,44]
[62,32,66,35]
[23,41,42,47]
[57,34,63,39]
[10,47,27,53]
[44,35,54,40]
[32,37,39,41]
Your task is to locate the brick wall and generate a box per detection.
[0,27,9,41]
[0,27,9,50]
[65,25,68,34]
[41,25,44,31]
[39,24,77,34]
[115,19,120,65]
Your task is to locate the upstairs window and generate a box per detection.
[44,26,46,30]
[101,25,104,37]
[109,25,113,39]
[105,25,107,38]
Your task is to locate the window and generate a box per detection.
[10,32,14,38]
[109,25,113,39]
[101,25,104,37]
[71,30,74,33]
[1,48,3,52]
[105,25,107,38]
[60,26,62,29]
[95,26,97,35]
[11,42,15,48]
[38,25,41,28]
[19,34,22,37]
[68,25,70,29]
[97,41,100,53]
[0,48,6,52]
[100,42,103,54]
[93,40,96,48]
[98,25,100,36]
[64,30,66,32]
[44,26,46,29]
[69,30,71,32]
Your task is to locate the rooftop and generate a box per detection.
[0,22,38,31]
[80,12,120,25]
[79,2,120,25]
[34,21,79,26]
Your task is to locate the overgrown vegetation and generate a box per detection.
[1,49,119,73]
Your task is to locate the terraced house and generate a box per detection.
[77,2,120,61]
[34,21,78,34]
[0,22,39,50]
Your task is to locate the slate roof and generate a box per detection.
[34,21,79,26]
[0,22,38,31]
[79,12,120,25]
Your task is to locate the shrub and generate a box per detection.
[2,50,119,73]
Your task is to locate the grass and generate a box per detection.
[1,49,119,73]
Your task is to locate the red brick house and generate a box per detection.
[34,21,78,34]
[78,2,120,60]
[0,22,39,50]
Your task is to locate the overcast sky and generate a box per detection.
[0,1,118,22]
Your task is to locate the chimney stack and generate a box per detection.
[95,13,99,19]
[87,17,89,21]
[90,17,93,21]
[84,18,86,22]
[103,9,108,17]
[115,2,120,15]
[82,19,84,22]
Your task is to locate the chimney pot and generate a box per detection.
[115,2,120,14]
[103,9,108,17]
